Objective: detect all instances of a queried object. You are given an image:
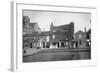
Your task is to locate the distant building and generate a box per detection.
[40,31,50,48]
[23,22,41,49]
[49,22,74,48]
[75,30,86,48]
[86,29,91,48]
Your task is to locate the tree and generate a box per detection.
[23,16,30,28]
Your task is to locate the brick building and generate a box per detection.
[74,28,91,48]
[75,30,86,48]
[49,22,74,48]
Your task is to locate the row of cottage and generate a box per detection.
[23,16,91,49]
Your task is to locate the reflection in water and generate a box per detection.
[23,50,91,62]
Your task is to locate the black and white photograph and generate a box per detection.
[22,10,91,62]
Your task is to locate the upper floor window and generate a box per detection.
[79,34,82,39]
[46,36,49,42]
[53,30,56,32]
[66,35,68,40]
[52,34,55,39]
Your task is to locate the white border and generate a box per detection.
[11,1,97,72]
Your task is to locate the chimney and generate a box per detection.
[85,27,86,32]
[50,22,53,31]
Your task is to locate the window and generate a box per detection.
[46,36,49,42]
[66,35,68,40]
[79,34,82,39]
[53,30,56,32]
[52,34,55,39]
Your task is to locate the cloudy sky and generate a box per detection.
[23,10,91,33]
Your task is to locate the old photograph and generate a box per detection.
[22,10,91,62]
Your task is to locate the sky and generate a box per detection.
[23,10,91,33]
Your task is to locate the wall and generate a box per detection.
[0,0,100,73]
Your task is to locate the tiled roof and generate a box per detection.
[75,30,86,34]
[23,31,50,37]
[29,23,37,28]
[40,31,50,36]
[52,23,73,31]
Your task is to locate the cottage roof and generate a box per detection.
[78,30,84,32]
[40,31,50,36]
[75,30,85,34]
[29,23,37,28]
[52,24,69,30]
